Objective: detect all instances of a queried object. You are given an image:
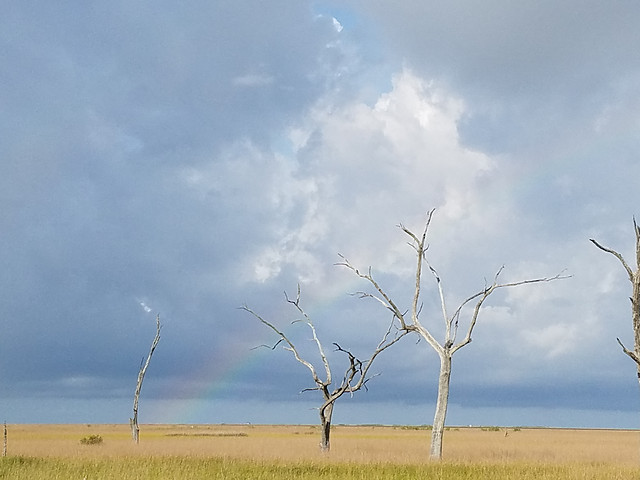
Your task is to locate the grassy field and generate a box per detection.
[1,423,639,479]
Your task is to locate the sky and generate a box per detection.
[2,1,640,429]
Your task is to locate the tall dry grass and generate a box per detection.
[2,424,640,479]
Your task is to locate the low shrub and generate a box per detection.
[80,434,103,445]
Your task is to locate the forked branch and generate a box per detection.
[285,286,332,385]
[450,269,570,354]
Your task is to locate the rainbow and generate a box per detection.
[160,275,365,424]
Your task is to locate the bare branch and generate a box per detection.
[427,261,450,342]
[326,312,410,402]
[240,304,324,386]
[590,238,634,281]
[333,343,362,395]
[301,386,323,393]
[349,290,397,315]
[405,209,435,328]
[449,270,569,354]
[338,254,409,330]
[634,217,640,279]
[398,211,446,353]
[617,337,640,366]
[494,271,572,288]
[250,338,284,351]
[340,211,444,354]
[356,328,409,383]
[284,286,332,385]
[377,313,403,349]
[450,285,496,354]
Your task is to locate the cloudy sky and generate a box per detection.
[2,1,640,429]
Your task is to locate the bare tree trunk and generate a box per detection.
[430,353,451,460]
[3,422,6,457]
[319,401,334,452]
[633,273,640,388]
[131,314,161,444]
[630,256,640,460]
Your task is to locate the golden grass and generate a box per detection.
[2,424,640,479]
[7,424,639,464]
[1,456,638,480]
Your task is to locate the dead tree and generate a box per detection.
[339,209,567,460]
[130,313,161,444]
[242,285,408,452]
[590,219,640,386]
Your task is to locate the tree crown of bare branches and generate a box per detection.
[241,285,409,403]
[337,209,570,355]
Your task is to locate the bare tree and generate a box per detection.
[590,219,640,386]
[339,209,567,460]
[130,314,161,444]
[242,285,408,452]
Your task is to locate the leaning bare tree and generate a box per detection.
[242,285,408,452]
[130,313,161,444]
[590,219,640,388]
[339,209,567,460]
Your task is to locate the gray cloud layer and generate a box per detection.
[2,1,640,428]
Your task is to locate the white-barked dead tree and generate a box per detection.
[130,313,161,444]
[242,285,408,452]
[590,219,640,390]
[339,209,568,460]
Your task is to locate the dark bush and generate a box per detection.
[80,434,103,445]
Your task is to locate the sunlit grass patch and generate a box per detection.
[0,456,638,480]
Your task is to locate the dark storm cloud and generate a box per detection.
[0,1,344,402]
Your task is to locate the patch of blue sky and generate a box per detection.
[312,3,360,30]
